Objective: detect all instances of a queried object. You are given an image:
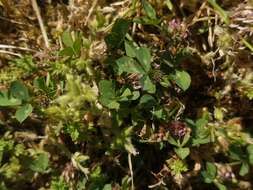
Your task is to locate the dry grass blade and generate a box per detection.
[31,0,50,49]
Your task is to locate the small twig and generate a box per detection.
[148,180,166,189]
[0,16,32,26]
[111,0,130,6]
[31,0,50,49]
[207,7,214,49]
[0,50,21,57]
[211,58,216,82]
[85,0,98,26]
[128,153,134,190]
[132,22,137,36]
[188,2,207,26]
[175,99,185,120]
[0,44,37,52]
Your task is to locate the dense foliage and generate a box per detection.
[0,0,253,189]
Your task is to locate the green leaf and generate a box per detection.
[10,81,29,101]
[64,124,80,141]
[50,177,69,190]
[208,0,229,25]
[136,47,151,72]
[160,75,171,88]
[229,144,243,161]
[34,77,47,92]
[139,94,156,108]
[191,118,210,146]
[15,104,33,123]
[59,47,75,57]
[195,118,208,136]
[152,107,167,120]
[0,91,22,106]
[202,172,213,183]
[142,0,157,20]
[73,37,82,56]
[62,31,73,47]
[0,181,8,190]
[107,101,120,109]
[174,147,190,159]
[125,41,136,57]
[131,91,140,100]
[105,19,131,49]
[181,132,191,147]
[29,153,49,173]
[103,184,112,190]
[116,56,145,75]
[140,75,156,94]
[165,0,173,11]
[239,162,249,176]
[118,88,132,101]
[99,80,120,109]
[118,88,140,102]
[247,144,253,165]
[192,138,210,146]
[172,70,191,91]
[242,39,253,52]
[214,107,224,121]
[99,80,116,99]
[206,162,217,178]
[168,135,180,147]
[214,182,227,190]
[201,162,217,183]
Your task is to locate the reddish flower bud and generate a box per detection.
[169,121,187,138]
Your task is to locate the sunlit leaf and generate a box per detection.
[15,104,33,123]
[172,70,191,91]
[62,31,73,47]
[136,47,151,72]
[124,41,136,58]
[239,162,249,176]
[140,75,156,93]
[116,56,145,75]
[174,147,190,159]
[0,91,22,106]
[142,0,157,20]
[99,80,120,109]
[208,0,229,25]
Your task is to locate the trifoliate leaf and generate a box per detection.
[136,47,151,72]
